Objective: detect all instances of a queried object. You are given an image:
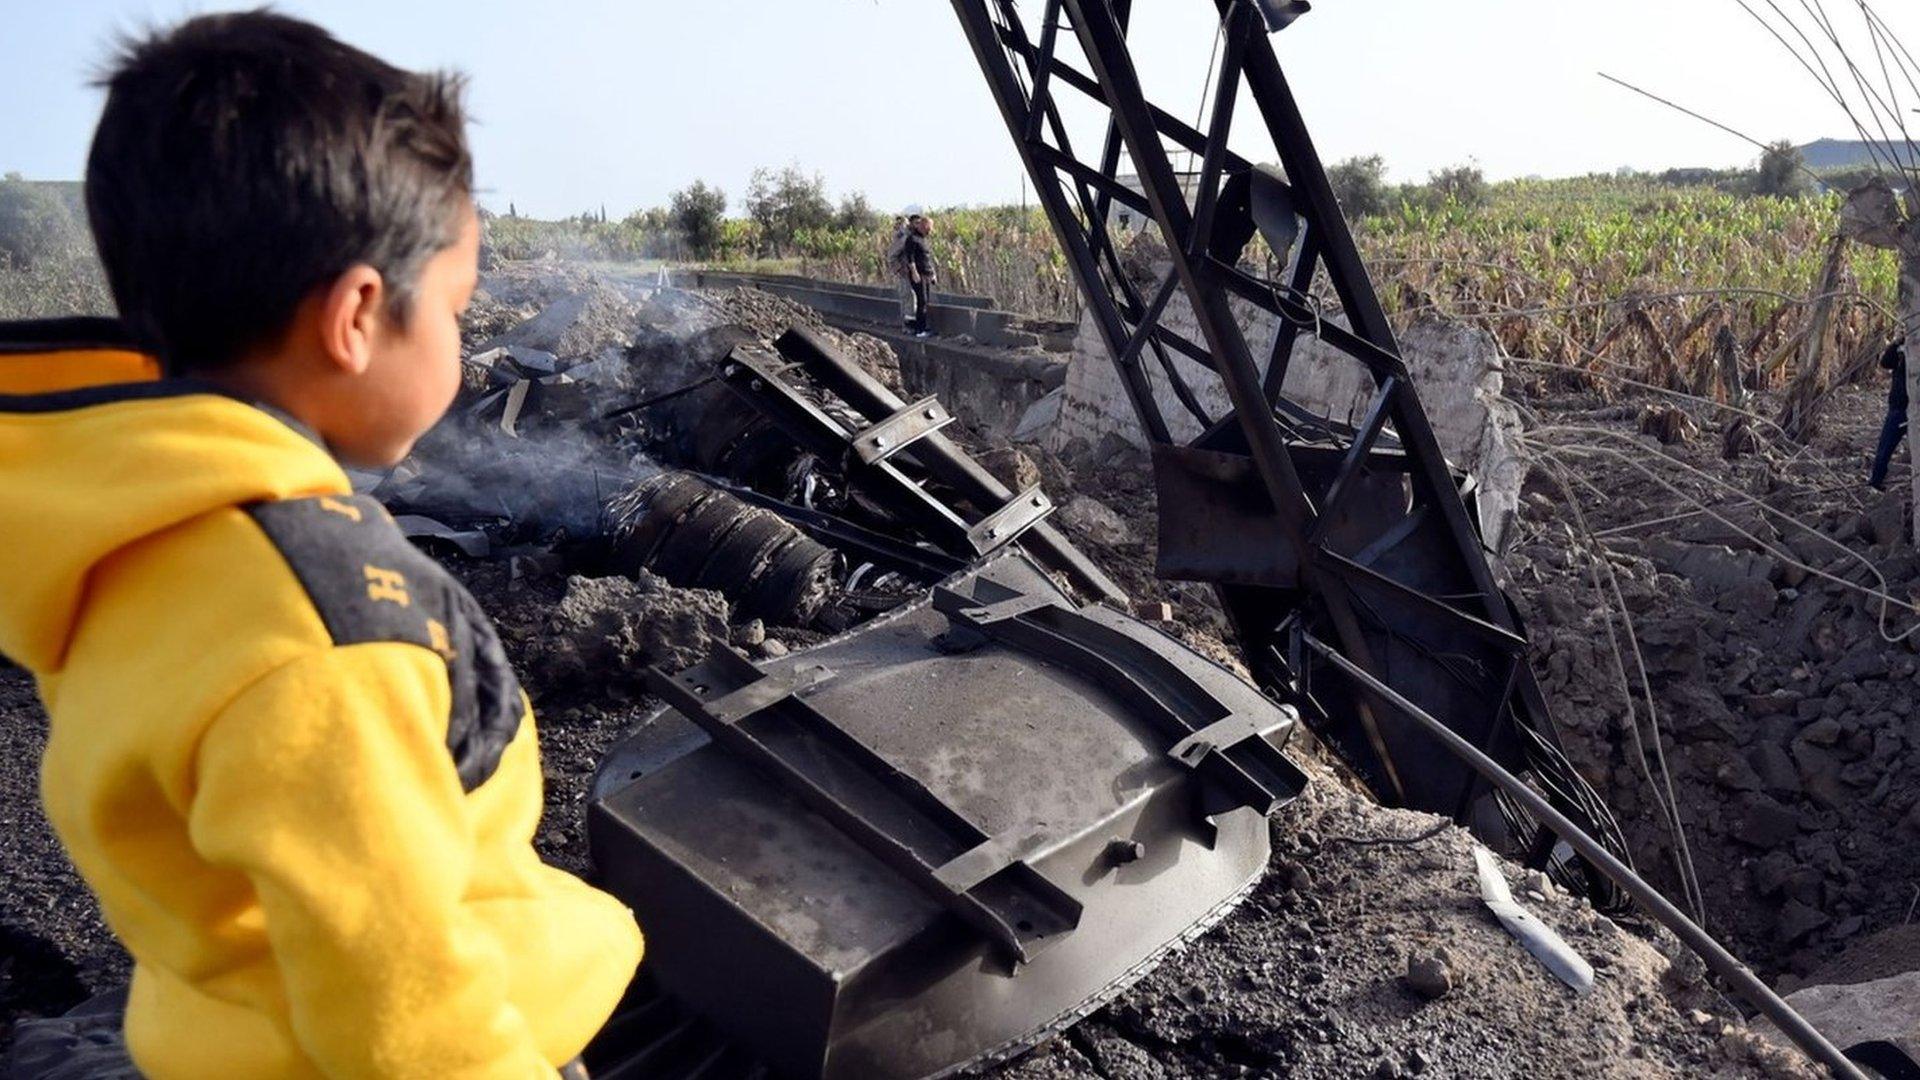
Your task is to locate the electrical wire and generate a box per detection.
[1521,424,1920,644]
[1514,420,1710,925]
[1499,354,1876,512]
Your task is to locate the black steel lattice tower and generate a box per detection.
[950,0,1631,901]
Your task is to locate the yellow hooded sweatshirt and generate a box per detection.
[0,319,642,1079]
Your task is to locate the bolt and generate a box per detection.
[1031,496,1044,507]
[924,408,939,420]
[986,528,999,539]
[750,378,764,391]
[872,436,888,448]
[1104,838,1146,866]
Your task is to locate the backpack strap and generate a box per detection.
[246,494,524,791]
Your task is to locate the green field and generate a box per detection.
[781,176,1896,395]
[1359,178,1895,390]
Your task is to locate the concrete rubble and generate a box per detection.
[1051,254,1526,550]
[1774,970,1920,1064]
[537,571,731,689]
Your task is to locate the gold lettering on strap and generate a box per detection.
[425,618,456,660]
[318,497,363,522]
[364,565,410,607]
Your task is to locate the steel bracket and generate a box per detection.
[698,663,836,726]
[1169,712,1285,770]
[851,396,954,465]
[966,486,1054,555]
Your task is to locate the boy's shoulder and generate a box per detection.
[243,493,524,790]
[246,494,461,656]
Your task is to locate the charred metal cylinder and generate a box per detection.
[607,472,838,626]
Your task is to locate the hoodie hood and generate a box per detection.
[0,321,349,674]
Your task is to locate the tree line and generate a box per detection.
[485,164,883,263]
[1325,141,1837,221]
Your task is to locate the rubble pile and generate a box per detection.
[0,263,1895,1077]
[1500,385,1920,984]
[999,763,1820,1080]
[536,571,732,691]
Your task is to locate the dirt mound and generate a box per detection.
[1800,923,1920,990]
[998,755,1816,1079]
[476,283,643,360]
[536,571,731,690]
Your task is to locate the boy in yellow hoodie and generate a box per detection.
[0,12,641,1078]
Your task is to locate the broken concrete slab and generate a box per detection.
[1645,539,1781,618]
[1773,970,1920,1067]
[1012,386,1064,443]
[1055,495,1136,546]
[1676,503,1780,551]
[1646,540,1777,594]
[477,283,643,360]
[1053,282,1525,549]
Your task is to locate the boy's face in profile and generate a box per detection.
[324,203,480,467]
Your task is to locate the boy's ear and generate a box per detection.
[316,265,387,376]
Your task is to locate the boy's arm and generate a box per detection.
[188,641,557,1080]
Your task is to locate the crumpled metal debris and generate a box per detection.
[394,514,492,558]
[1472,845,1594,996]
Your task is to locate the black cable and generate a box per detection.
[600,374,721,420]
[1320,819,1451,850]
[1302,633,1869,1080]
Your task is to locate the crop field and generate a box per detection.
[789,176,1900,400]
[0,259,108,322]
[1362,178,1898,396]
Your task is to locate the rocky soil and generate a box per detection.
[996,772,1815,1080]
[0,262,1901,1077]
[0,664,125,1045]
[1501,382,1920,987]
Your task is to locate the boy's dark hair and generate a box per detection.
[85,10,473,373]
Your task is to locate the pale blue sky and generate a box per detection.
[3,1,1917,218]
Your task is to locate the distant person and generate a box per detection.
[885,214,913,330]
[0,12,639,1079]
[903,213,937,338]
[1871,337,1907,490]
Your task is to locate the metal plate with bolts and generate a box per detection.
[965,486,1053,555]
[587,552,1307,1080]
[853,396,954,465]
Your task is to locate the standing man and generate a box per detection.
[886,214,913,331]
[903,213,937,338]
[1871,336,1908,490]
